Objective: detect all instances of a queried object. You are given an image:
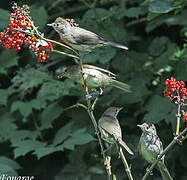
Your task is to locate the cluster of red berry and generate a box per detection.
[0,3,52,62]
[164,77,187,104]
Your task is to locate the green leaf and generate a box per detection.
[11,67,53,92]
[0,110,17,141]
[11,101,32,117]
[0,50,19,75]
[0,164,17,175]
[0,9,9,30]
[124,7,145,18]
[149,0,173,14]
[148,37,168,56]
[143,95,176,126]
[83,46,116,64]
[33,146,57,159]
[0,157,21,171]
[53,122,74,146]
[40,102,64,130]
[0,88,15,105]
[37,81,65,101]
[10,130,39,144]
[30,6,48,30]
[63,128,95,150]
[12,140,46,158]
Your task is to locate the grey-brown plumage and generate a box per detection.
[60,64,131,92]
[138,123,173,180]
[98,107,134,155]
[47,17,128,52]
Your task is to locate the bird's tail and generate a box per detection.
[111,79,131,92]
[118,139,134,155]
[157,161,173,180]
[104,41,128,50]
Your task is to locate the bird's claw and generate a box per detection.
[146,167,153,175]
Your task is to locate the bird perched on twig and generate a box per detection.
[98,107,134,155]
[57,64,131,93]
[47,17,128,52]
[138,123,173,180]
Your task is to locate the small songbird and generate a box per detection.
[98,107,134,155]
[47,17,128,52]
[138,123,173,180]
[58,64,131,92]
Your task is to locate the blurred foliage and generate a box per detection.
[0,0,187,179]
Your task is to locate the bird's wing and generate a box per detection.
[83,64,116,77]
[71,27,104,45]
[100,117,122,138]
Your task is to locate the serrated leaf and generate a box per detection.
[40,102,64,130]
[0,9,9,30]
[149,1,173,14]
[10,130,39,144]
[11,67,52,92]
[63,128,95,150]
[30,6,48,30]
[12,140,46,158]
[0,50,18,75]
[33,146,57,159]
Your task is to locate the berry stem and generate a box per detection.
[176,103,181,136]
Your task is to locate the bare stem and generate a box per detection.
[113,134,134,180]
[176,103,181,135]
[141,127,187,180]
[119,148,134,180]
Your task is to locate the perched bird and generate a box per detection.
[138,123,173,180]
[58,64,131,92]
[47,17,128,52]
[98,107,134,155]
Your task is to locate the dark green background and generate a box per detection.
[0,0,187,179]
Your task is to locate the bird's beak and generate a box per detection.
[137,124,143,128]
[47,23,54,27]
[119,107,123,111]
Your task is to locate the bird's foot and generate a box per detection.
[146,167,153,175]
[86,94,92,99]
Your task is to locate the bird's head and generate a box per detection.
[103,107,123,118]
[47,17,69,32]
[137,123,157,134]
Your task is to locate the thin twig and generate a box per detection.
[176,103,181,135]
[141,127,187,180]
[119,148,133,180]
[63,103,87,111]
[113,135,133,180]
[77,55,112,179]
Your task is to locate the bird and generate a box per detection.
[57,64,131,93]
[98,107,134,155]
[137,123,173,180]
[47,17,128,52]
